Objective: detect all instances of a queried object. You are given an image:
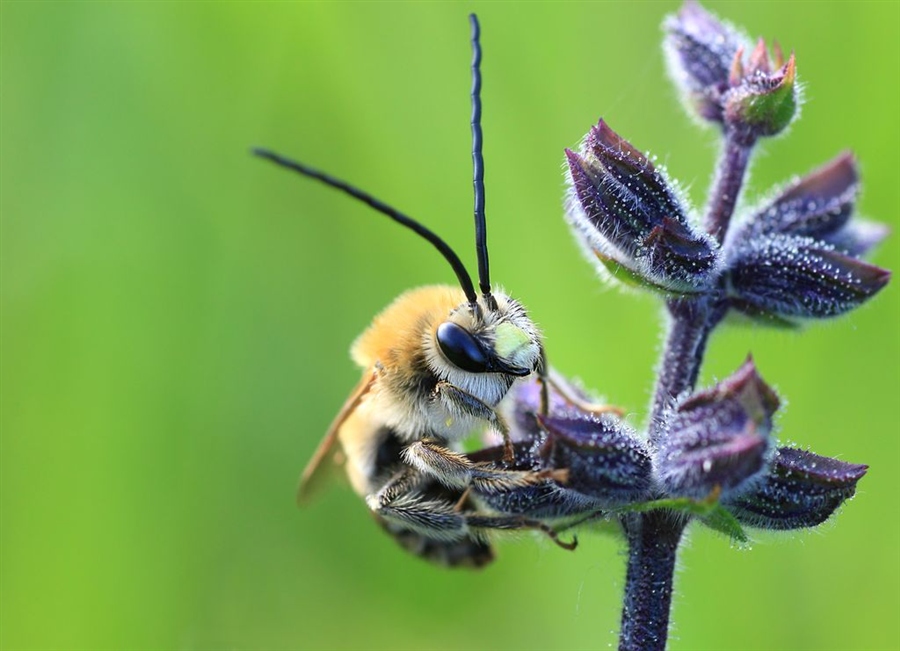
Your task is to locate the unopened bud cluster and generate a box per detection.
[565,1,888,325]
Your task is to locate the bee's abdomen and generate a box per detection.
[378,519,495,568]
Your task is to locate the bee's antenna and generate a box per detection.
[253,148,479,305]
[469,14,496,311]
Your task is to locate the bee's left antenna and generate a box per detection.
[252,148,480,305]
[469,14,496,311]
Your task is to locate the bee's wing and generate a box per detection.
[296,369,378,505]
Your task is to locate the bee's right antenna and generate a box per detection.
[253,148,479,305]
[469,14,497,312]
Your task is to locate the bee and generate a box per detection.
[255,14,581,567]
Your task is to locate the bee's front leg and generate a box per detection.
[546,367,625,417]
[433,380,515,462]
[538,348,623,418]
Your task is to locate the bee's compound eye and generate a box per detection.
[436,322,488,373]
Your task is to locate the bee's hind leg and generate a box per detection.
[367,472,575,552]
[367,466,470,542]
[369,491,470,543]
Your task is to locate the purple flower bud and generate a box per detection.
[540,412,653,506]
[489,374,652,510]
[726,447,868,530]
[565,120,719,293]
[665,2,799,141]
[744,153,858,240]
[727,153,890,325]
[467,411,652,518]
[723,53,798,144]
[663,0,743,122]
[657,359,778,500]
[727,234,890,321]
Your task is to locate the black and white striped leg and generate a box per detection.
[368,477,577,551]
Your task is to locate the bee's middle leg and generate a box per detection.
[403,439,568,493]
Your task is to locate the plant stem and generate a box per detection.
[617,303,704,651]
[621,298,711,651]
[648,297,714,444]
[619,119,756,651]
[618,511,686,651]
[704,134,753,244]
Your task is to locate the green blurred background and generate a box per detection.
[2,2,898,650]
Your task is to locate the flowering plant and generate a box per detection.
[467,3,889,648]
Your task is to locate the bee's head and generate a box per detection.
[435,292,541,378]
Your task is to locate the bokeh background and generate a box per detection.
[3,2,898,650]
